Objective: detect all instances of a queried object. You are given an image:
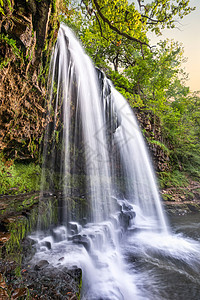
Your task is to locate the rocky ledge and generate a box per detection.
[162,179,200,215]
[0,254,82,299]
[0,188,200,298]
[0,193,82,299]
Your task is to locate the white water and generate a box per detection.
[31,217,200,299]
[44,24,114,223]
[31,24,200,299]
[110,87,167,231]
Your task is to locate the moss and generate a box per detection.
[0,155,42,195]
[0,57,10,68]
[0,0,13,14]
[0,197,38,261]
[5,216,28,261]
[0,33,23,69]
[0,34,22,58]
[0,0,4,15]
[37,197,58,230]
[187,203,200,212]
[0,194,58,264]
[77,274,82,300]
[52,0,57,13]
[162,193,173,201]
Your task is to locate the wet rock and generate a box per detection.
[82,217,87,225]
[0,259,17,275]
[187,203,200,212]
[34,260,49,271]
[118,202,136,230]
[68,222,81,235]
[41,241,51,250]
[72,234,91,251]
[119,209,136,229]
[43,191,54,197]
[0,258,82,300]
[51,226,67,242]
[0,0,59,161]
[58,257,64,261]
[27,265,82,299]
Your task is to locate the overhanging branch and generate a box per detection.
[93,0,150,48]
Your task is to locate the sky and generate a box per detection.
[148,0,200,92]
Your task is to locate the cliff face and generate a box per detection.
[0,0,59,160]
[135,108,171,173]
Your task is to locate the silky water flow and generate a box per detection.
[30,24,200,300]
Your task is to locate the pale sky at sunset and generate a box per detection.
[148,0,200,91]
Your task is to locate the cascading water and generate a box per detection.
[30,24,200,299]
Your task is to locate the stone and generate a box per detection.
[34,260,49,271]
[72,234,91,251]
[41,241,51,250]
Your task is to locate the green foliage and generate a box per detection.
[162,91,200,178]
[135,0,195,34]
[0,57,10,69]
[0,0,4,15]
[0,0,13,14]
[80,0,195,41]
[0,34,21,58]
[2,197,40,263]
[159,170,189,188]
[6,216,28,260]
[147,138,170,155]
[0,33,23,70]
[0,156,41,195]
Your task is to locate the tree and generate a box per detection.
[81,0,195,40]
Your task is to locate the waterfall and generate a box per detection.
[41,23,168,231]
[41,25,115,224]
[30,24,200,300]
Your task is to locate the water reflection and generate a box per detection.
[170,212,200,241]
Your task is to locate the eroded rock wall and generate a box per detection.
[135,108,171,173]
[0,0,59,160]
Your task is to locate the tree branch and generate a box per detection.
[93,0,150,48]
[94,11,103,37]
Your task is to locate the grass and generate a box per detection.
[0,156,42,195]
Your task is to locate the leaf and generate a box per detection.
[11,287,27,299]
[0,273,9,299]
